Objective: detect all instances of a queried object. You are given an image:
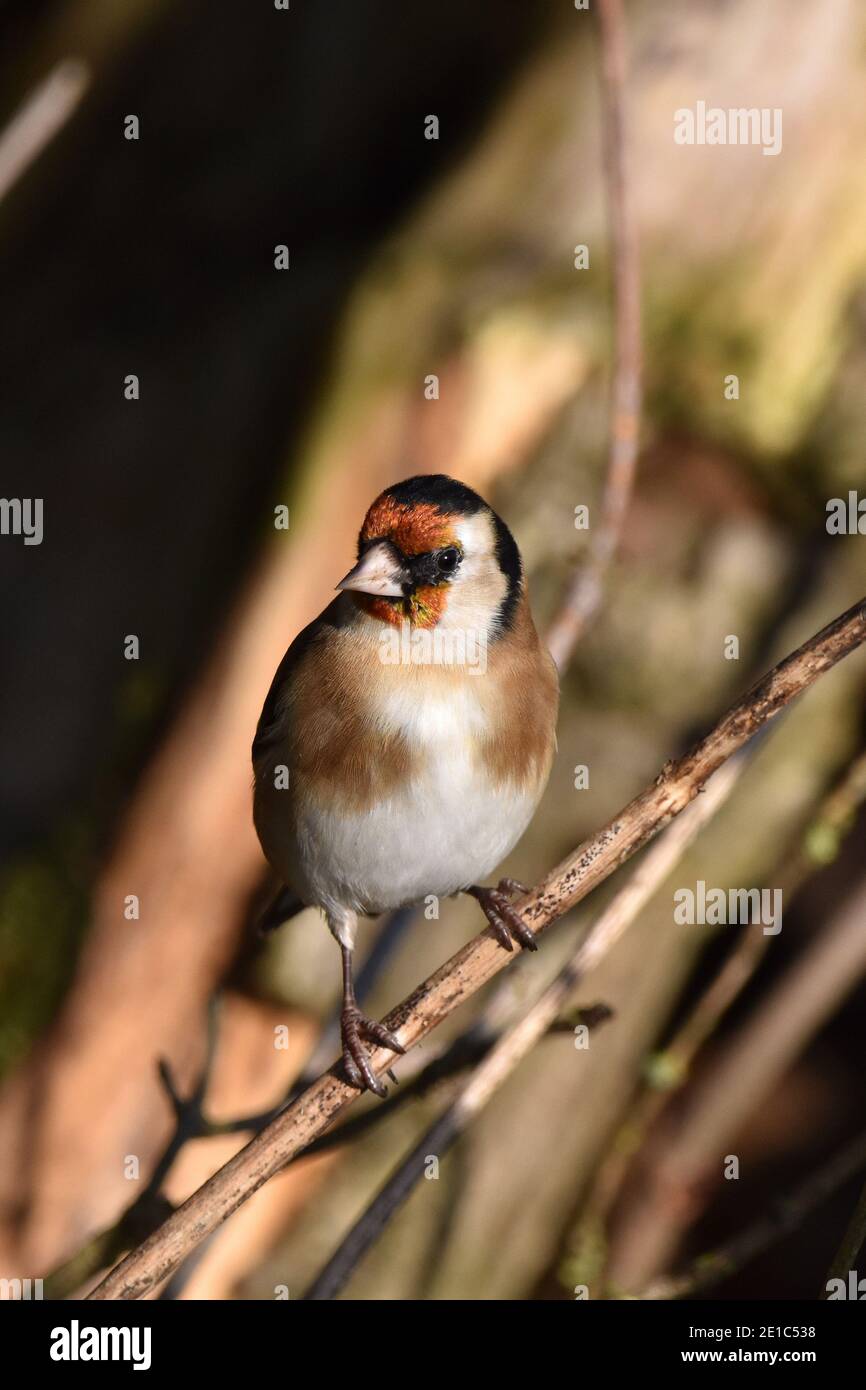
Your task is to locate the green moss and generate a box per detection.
[0,825,91,1078]
[0,660,174,1083]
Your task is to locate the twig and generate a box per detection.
[546,0,642,670]
[642,745,866,1076]
[44,907,414,1294]
[304,756,745,1299]
[212,906,417,1133]
[639,1130,866,1301]
[606,843,866,1290]
[0,60,89,203]
[569,744,866,1292]
[44,998,221,1298]
[149,996,222,1194]
[85,594,866,1299]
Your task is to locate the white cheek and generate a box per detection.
[432,512,502,634]
[441,567,506,636]
[451,514,493,573]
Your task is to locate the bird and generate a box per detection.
[252,474,559,1096]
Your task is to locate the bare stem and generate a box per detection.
[546,0,642,669]
[0,60,89,204]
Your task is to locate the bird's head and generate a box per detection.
[337,475,523,635]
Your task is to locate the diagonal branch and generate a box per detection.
[0,60,89,204]
[86,593,866,1300]
[570,744,866,1294]
[43,998,222,1299]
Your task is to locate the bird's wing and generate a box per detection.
[251,597,348,763]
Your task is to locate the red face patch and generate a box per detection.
[357,586,447,630]
[361,496,455,556]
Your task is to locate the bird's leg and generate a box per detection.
[339,943,405,1098]
[466,878,538,952]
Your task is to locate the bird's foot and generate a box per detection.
[467,879,538,953]
[340,1004,405,1098]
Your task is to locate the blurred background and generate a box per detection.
[2,0,866,1300]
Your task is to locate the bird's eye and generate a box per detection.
[436,547,460,574]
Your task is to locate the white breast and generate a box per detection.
[292,679,540,917]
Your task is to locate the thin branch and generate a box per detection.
[606,849,866,1290]
[86,593,866,1300]
[571,744,866,1291]
[212,906,417,1134]
[304,1005,613,1160]
[546,0,642,670]
[0,60,89,204]
[644,744,866,1076]
[638,1130,866,1301]
[304,756,745,1299]
[43,908,414,1293]
[43,998,221,1299]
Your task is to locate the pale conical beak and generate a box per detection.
[337,541,409,598]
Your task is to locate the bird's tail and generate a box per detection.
[256,883,305,936]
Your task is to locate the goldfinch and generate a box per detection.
[252,475,558,1095]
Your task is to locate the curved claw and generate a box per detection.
[340,1006,404,1098]
[341,1044,371,1094]
[358,1016,406,1055]
[467,882,538,952]
[497,877,530,897]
